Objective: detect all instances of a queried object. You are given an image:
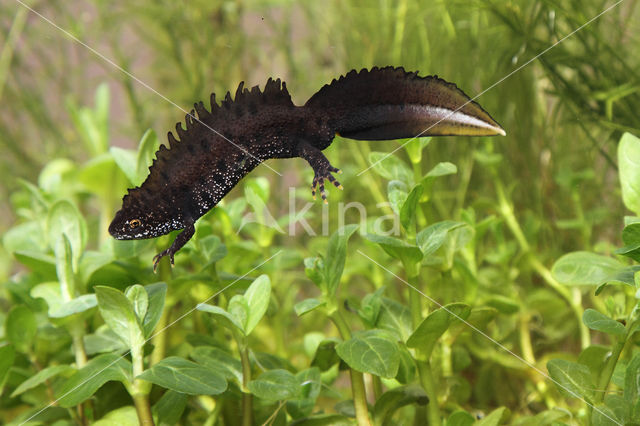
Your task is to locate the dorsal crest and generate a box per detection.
[120,78,294,208]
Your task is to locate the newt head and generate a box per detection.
[109,189,182,240]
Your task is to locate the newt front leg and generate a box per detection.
[297,141,343,203]
[153,221,195,272]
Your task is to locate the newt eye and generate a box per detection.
[129,219,141,229]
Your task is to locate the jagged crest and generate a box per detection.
[120,78,294,207]
[306,66,467,108]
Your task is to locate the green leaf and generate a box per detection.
[228,295,250,333]
[311,339,341,371]
[135,129,161,186]
[388,180,408,216]
[447,410,476,426]
[400,184,423,231]
[424,161,457,180]
[357,286,385,327]
[475,407,508,425]
[244,275,271,335]
[547,359,595,401]
[602,394,630,425]
[125,285,148,323]
[93,406,139,426]
[152,390,188,425]
[365,233,423,277]
[47,200,87,270]
[416,221,466,257]
[595,265,640,294]
[49,294,97,318]
[336,329,400,378]
[551,252,623,286]
[84,328,127,355]
[407,303,471,357]
[377,296,413,342]
[512,408,570,426]
[0,345,16,387]
[615,223,640,262]
[79,154,118,199]
[142,282,167,338]
[582,309,625,335]
[190,346,243,384]
[373,385,428,424]
[591,404,621,426]
[624,352,640,405]
[368,152,413,183]
[56,353,132,407]
[404,137,431,164]
[289,414,352,426]
[304,256,324,287]
[287,367,322,419]
[14,251,56,277]
[396,345,417,384]
[198,235,227,267]
[484,295,520,315]
[197,303,245,334]
[3,222,47,255]
[78,251,113,284]
[11,365,73,397]
[618,132,640,215]
[295,298,326,316]
[54,234,76,299]
[578,345,610,382]
[110,146,138,185]
[95,286,145,350]
[6,305,37,353]
[323,225,359,297]
[248,369,300,401]
[138,357,227,395]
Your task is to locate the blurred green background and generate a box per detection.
[2,0,638,256]
[2,0,640,424]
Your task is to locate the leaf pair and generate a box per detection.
[197,274,270,336]
[95,283,167,348]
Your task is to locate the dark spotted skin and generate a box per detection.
[109,66,505,269]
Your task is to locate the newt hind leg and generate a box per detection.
[297,141,343,203]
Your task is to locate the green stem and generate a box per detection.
[594,325,632,404]
[408,275,441,426]
[330,310,372,426]
[495,178,590,349]
[417,359,441,426]
[131,345,153,425]
[0,4,28,102]
[133,394,154,426]
[150,308,169,367]
[372,375,383,400]
[519,312,536,365]
[236,335,253,426]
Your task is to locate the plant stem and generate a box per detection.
[594,325,632,404]
[519,312,536,365]
[0,3,28,102]
[416,359,441,426]
[372,375,383,400]
[131,345,153,425]
[494,178,590,349]
[330,310,372,426]
[408,275,441,426]
[133,394,154,426]
[236,334,253,426]
[150,308,169,367]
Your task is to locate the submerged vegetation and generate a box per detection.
[1,1,640,425]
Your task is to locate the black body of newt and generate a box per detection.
[109,66,505,269]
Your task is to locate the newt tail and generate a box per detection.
[109,66,505,270]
